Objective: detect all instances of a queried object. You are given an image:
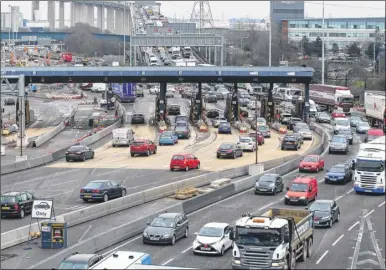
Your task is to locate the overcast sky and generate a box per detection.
[1,1,385,26]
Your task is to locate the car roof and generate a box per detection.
[314,199,334,205]
[293,177,315,183]
[262,173,280,177]
[203,222,229,229]
[158,212,180,218]
[332,163,346,168]
[174,153,190,156]
[305,154,320,158]
[1,191,24,196]
[90,180,110,183]
[64,254,96,262]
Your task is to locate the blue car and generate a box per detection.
[325,163,352,184]
[218,122,232,134]
[159,131,178,145]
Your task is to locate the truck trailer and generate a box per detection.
[111,83,136,103]
[231,208,314,269]
[364,90,385,129]
[309,84,354,113]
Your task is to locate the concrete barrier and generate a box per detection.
[32,122,66,148]
[210,178,231,189]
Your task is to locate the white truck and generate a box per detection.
[171,47,180,59]
[309,84,354,113]
[182,46,192,58]
[353,136,385,194]
[364,91,385,129]
[231,208,314,269]
[112,128,135,147]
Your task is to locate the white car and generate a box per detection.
[247,101,257,110]
[298,128,313,140]
[237,136,257,151]
[212,117,228,127]
[99,99,107,106]
[193,222,233,256]
[149,87,159,95]
[333,117,351,134]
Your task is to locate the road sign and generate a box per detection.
[32,199,53,219]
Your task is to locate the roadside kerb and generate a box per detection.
[27,127,328,270]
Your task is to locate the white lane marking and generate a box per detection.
[318,179,324,183]
[346,190,354,195]
[335,195,343,201]
[91,168,96,175]
[378,201,385,207]
[181,246,192,253]
[51,179,81,187]
[258,202,276,211]
[93,169,123,177]
[365,215,386,269]
[12,169,80,185]
[102,235,142,257]
[363,209,375,219]
[171,171,202,180]
[78,225,92,243]
[348,221,359,231]
[350,210,367,269]
[332,234,344,246]
[43,190,72,198]
[162,258,175,266]
[316,250,329,264]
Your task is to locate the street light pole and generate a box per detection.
[321,1,325,84]
[255,99,258,164]
[268,0,272,67]
[123,1,126,66]
[8,5,11,45]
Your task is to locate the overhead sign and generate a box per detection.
[32,199,53,219]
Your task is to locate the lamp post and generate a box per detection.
[8,5,11,45]
[123,1,126,66]
[321,1,325,84]
[255,99,259,164]
[268,0,272,67]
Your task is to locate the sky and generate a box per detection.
[1,1,385,26]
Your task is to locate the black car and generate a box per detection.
[143,212,189,245]
[174,126,191,139]
[164,60,171,66]
[281,135,301,150]
[254,174,284,195]
[325,163,352,184]
[65,145,95,162]
[308,200,340,228]
[217,143,243,159]
[55,253,103,270]
[336,129,353,144]
[287,117,303,130]
[1,191,35,218]
[131,113,145,124]
[80,180,126,203]
[206,109,220,118]
[205,94,217,103]
[4,98,16,105]
[315,112,331,123]
[168,105,181,115]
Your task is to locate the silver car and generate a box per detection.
[293,122,309,133]
[212,117,227,127]
[298,128,313,140]
[356,121,370,134]
[329,135,349,154]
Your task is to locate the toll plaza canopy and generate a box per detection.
[1,66,314,84]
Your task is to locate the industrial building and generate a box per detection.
[1,7,24,31]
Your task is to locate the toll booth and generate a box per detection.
[41,221,68,249]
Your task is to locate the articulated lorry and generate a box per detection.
[309,84,354,113]
[353,136,385,194]
[111,83,136,103]
[231,208,314,270]
[364,91,385,129]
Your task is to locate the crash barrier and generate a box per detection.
[32,105,79,148]
[4,153,298,251]
[0,145,5,156]
[46,93,87,100]
[234,121,248,133]
[210,178,231,189]
[0,106,122,176]
[28,125,328,269]
[197,119,208,132]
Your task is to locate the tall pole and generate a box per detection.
[321,1,325,84]
[268,1,272,67]
[373,28,377,78]
[255,99,258,164]
[123,2,126,66]
[8,5,11,45]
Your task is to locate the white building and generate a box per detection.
[1,6,24,31]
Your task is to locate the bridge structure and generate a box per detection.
[1,66,314,142]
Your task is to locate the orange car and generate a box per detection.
[285,176,318,206]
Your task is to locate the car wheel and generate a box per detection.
[217,154,220,159]
[146,150,150,156]
[240,151,243,157]
[290,251,296,270]
[299,241,307,262]
[185,166,189,172]
[171,235,176,245]
[19,209,25,219]
[82,154,86,162]
[121,189,126,197]
[281,147,284,150]
[153,147,157,154]
[307,238,313,257]
[196,163,200,169]
[170,168,174,171]
[328,219,333,228]
[233,153,236,159]
[131,153,134,157]
[220,246,225,256]
[91,153,95,159]
[83,199,89,203]
[184,228,189,238]
[66,158,70,162]
[272,188,277,195]
[103,193,109,202]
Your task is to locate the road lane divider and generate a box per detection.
[26,125,328,269]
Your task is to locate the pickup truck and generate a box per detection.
[231,208,314,269]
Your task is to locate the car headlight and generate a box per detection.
[285,194,289,198]
[272,261,286,267]
[163,233,171,238]
[233,259,241,265]
[270,183,275,188]
[325,176,330,179]
[321,216,330,220]
[299,196,306,200]
[255,182,259,187]
[143,232,148,237]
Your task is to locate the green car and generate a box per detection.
[136,89,144,97]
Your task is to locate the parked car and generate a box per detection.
[218,122,232,134]
[143,212,189,245]
[4,98,15,105]
[80,180,126,202]
[131,113,145,124]
[324,163,352,184]
[216,143,243,159]
[254,174,284,195]
[1,191,35,218]
[308,200,340,228]
[65,145,95,162]
[284,176,318,206]
[159,131,178,145]
[192,223,233,256]
[298,155,324,172]
[130,139,157,157]
[170,153,200,171]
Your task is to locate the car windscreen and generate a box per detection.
[309,202,331,212]
[303,156,318,162]
[300,129,311,133]
[172,155,185,160]
[284,137,296,141]
[68,146,84,152]
[258,126,268,131]
[220,144,233,150]
[331,136,346,143]
[290,183,308,192]
[160,132,173,137]
[318,113,329,118]
[133,141,145,146]
[58,261,89,269]
[259,175,276,183]
[338,130,351,135]
[175,126,187,131]
[291,118,302,122]
[219,123,230,127]
[239,138,251,143]
[1,196,16,203]
[150,217,175,228]
[198,226,223,237]
[358,122,369,127]
[85,182,104,189]
[330,166,345,173]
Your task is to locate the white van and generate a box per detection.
[112,61,120,67]
[149,56,158,66]
[333,117,351,134]
[91,83,107,93]
[112,128,135,147]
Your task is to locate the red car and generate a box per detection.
[248,132,265,145]
[130,139,157,157]
[170,153,200,171]
[331,110,346,118]
[299,155,325,172]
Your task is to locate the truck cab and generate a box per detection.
[353,136,385,194]
[231,209,313,269]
